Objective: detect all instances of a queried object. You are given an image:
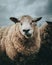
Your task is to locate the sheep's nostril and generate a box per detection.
[23,29,30,33]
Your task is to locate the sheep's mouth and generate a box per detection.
[25,33,31,37]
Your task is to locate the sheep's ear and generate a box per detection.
[33,17,42,22]
[10,17,20,23]
[46,21,52,24]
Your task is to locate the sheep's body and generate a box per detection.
[40,22,52,46]
[0,26,15,65]
[0,16,41,65]
[0,27,9,52]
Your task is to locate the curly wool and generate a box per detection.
[0,23,41,65]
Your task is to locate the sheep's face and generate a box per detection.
[19,18,34,38]
[10,15,42,38]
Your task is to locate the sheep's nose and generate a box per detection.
[23,29,30,33]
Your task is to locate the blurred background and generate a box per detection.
[0,0,52,26]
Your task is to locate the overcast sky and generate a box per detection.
[0,0,52,26]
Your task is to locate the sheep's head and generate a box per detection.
[10,15,42,38]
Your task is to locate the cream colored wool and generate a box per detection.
[0,15,41,64]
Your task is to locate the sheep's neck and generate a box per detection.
[17,33,35,48]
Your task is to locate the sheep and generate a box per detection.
[34,21,52,65]
[40,21,52,46]
[0,15,42,65]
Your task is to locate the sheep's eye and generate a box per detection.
[30,22,34,25]
[31,21,37,25]
[21,23,22,25]
[30,22,32,25]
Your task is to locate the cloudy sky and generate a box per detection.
[0,0,52,26]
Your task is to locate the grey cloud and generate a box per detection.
[24,0,36,6]
[0,0,52,26]
[45,0,52,15]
